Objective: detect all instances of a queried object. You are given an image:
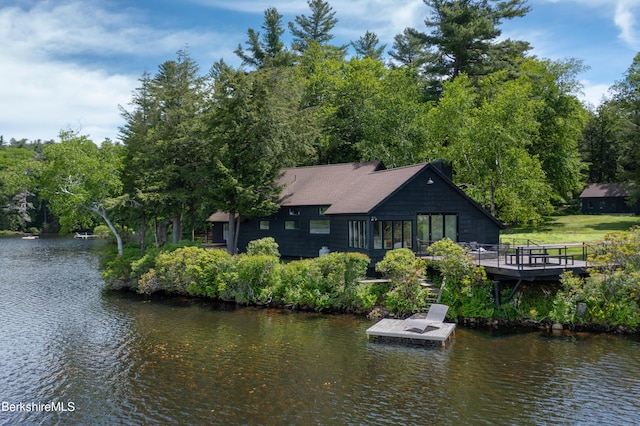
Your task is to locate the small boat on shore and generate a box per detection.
[21,235,39,240]
[74,232,100,239]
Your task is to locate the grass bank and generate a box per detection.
[500,214,640,245]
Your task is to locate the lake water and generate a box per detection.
[1,237,640,425]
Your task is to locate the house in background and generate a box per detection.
[208,161,504,263]
[579,183,640,215]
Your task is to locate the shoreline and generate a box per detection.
[105,285,640,336]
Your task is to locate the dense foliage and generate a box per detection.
[1,1,639,331]
[2,0,622,238]
[104,238,374,313]
[426,239,495,318]
[580,52,640,202]
[550,227,640,329]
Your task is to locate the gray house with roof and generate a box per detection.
[579,183,640,215]
[208,161,504,263]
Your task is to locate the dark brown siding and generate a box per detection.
[237,206,332,258]
[368,167,501,262]
[224,163,502,263]
[581,197,640,214]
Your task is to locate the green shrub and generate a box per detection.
[93,225,112,239]
[376,248,431,315]
[278,259,323,308]
[551,271,640,328]
[427,239,495,319]
[186,249,233,298]
[137,246,207,295]
[222,254,281,304]
[246,237,280,257]
[275,253,370,311]
[100,243,145,289]
[548,226,640,328]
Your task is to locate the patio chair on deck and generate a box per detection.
[403,303,449,333]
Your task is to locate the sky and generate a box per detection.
[1,0,639,144]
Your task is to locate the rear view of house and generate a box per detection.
[208,161,504,263]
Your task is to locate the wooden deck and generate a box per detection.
[421,245,590,281]
[366,319,456,346]
[473,256,588,280]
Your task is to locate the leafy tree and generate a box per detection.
[428,73,552,224]
[351,31,386,60]
[120,51,206,246]
[39,131,125,255]
[580,102,623,183]
[609,52,640,194]
[0,148,39,231]
[522,58,588,201]
[205,63,317,254]
[351,62,433,166]
[301,56,432,165]
[235,7,295,69]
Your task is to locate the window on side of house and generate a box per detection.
[310,219,330,234]
[373,220,412,250]
[259,220,270,230]
[289,207,300,216]
[348,220,367,248]
[417,214,458,244]
[285,220,299,230]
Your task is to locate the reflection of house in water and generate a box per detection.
[580,183,640,215]
[208,161,504,264]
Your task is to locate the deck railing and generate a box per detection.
[418,240,590,272]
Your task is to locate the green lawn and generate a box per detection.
[500,214,640,245]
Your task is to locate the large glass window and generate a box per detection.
[417,214,458,245]
[373,220,412,250]
[310,219,330,234]
[348,220,367,248]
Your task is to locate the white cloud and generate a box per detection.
[195,0,425,42]
[579,81,613,108]
[614,0,640,48]
[0,53,135,142]
[0,0,234,142]
[538,0,640,49]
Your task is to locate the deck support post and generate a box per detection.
[493,281,500,307]
[505,279,523,304]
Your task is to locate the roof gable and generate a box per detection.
[324,163,427,214]
[209,161,503,229]
[580,183,634,198]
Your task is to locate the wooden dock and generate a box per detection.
[366,319,456,346]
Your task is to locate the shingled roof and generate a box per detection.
[580,183,635,198]
[275,161,435,214]
[208,161,500,224]
[324,163,427,214]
